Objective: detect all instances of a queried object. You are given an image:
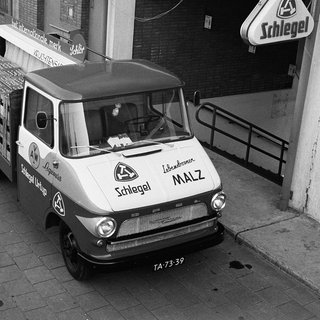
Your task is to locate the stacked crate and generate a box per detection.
[0,56,24,163]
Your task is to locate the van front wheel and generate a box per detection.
[59,221,91,280]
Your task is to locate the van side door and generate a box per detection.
[17,85,55,225]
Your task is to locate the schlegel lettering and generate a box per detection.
[162,158,195,174]
[70,44,85,56]
[21,164,34,184]
[149,216,182,225]
[34,178,47,197]
[21,164,47,197]
[115,182,151,197]
[260,16,309,40]
[172,170,205,185]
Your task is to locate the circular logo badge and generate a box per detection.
[29,142,40,169]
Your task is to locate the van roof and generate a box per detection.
[25,59,184,101]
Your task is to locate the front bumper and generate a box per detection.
[78,222,224,268]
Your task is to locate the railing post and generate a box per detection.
[210,107,217,148]
[245,126,253,165]
[278,141,286,176]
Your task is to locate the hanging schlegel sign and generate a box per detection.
[240,0,314,46]
[70,33,86,62]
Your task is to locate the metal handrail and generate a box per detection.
[195,102,289,179]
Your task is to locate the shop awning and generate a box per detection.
[0,24,78,72]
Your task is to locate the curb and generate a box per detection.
[223,224,320,296]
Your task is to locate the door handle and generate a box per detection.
[53,160,59,169]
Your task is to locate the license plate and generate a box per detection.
[153,257,185,271]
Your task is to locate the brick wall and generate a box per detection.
[60,0,90,41]
[0,0,9,24]
[80,0,90,42]
[0,0,9,14]
[133,0,298,99]
[19,0,44,29]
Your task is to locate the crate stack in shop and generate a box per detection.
[0,55,24,176]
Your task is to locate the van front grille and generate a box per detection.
[108,219,215,252]
[117,203,208,237]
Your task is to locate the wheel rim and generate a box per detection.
[62,230,80,272]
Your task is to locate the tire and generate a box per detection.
[59,221,91,280]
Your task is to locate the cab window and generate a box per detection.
[24,88,54,147]
[59,88,192,157]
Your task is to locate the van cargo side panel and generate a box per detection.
[0,89,23,181]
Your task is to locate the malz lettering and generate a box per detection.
[172,170,205,185]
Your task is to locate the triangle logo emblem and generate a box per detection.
[114,162,139,182]
[53,192,65,216]
[277,0,297,19]
[240,0,314,46]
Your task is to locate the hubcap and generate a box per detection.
[63,231,79,268]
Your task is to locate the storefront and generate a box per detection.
[0,17,84,72]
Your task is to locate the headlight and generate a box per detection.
[211,191,226,211]
[96,217,117,238]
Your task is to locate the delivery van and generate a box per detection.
[0,56,225,280]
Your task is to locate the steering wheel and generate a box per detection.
[125,115,161,133]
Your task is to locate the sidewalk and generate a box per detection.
[206,147,320,295]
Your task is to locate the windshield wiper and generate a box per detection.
[175,134,192,140]
[70,145,122,156]
[129,139,174,148]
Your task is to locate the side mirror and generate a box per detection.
[193,90,201,107]
[36,112,48,129]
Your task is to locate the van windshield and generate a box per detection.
[59,88,192,157]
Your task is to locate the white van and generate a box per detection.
[12,59,226,279]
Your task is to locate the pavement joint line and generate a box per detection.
[232,215,301,241]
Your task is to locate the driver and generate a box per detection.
[108,103,126,136]
[112,103,122,117]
